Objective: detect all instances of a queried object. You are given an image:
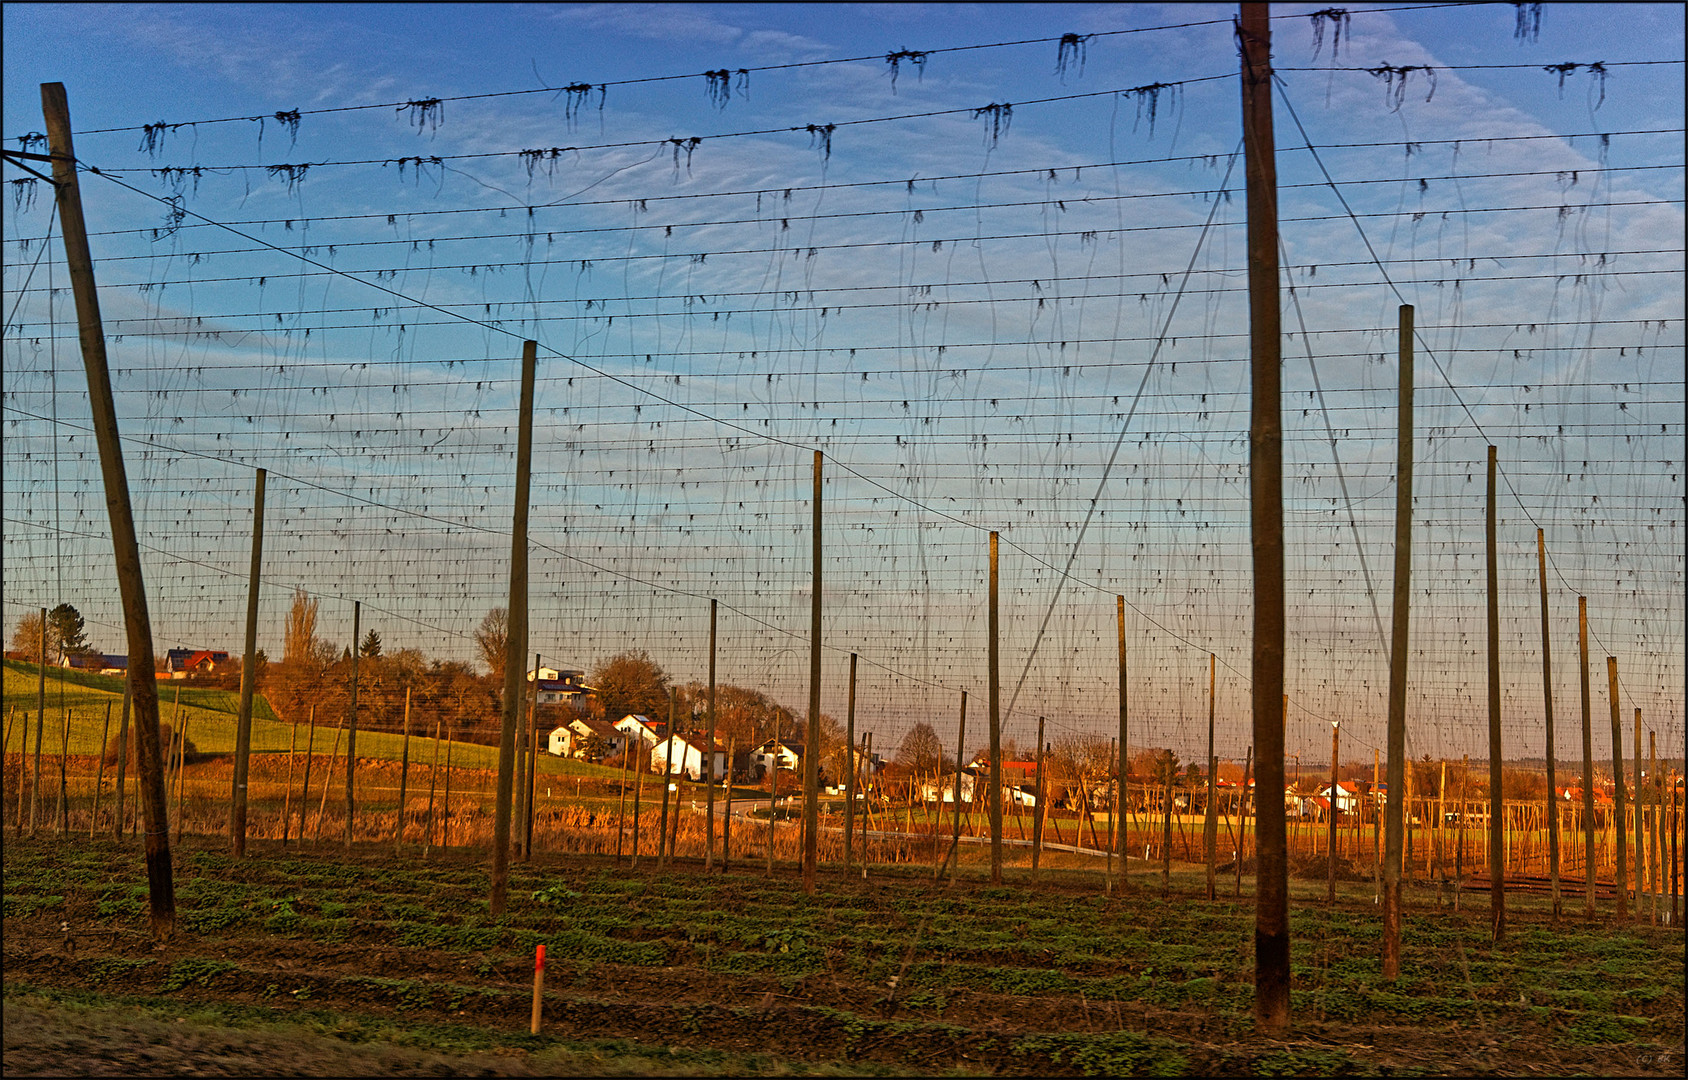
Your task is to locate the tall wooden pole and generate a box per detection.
[1240,3,1287,1031]
[1382,303,1415,978]
[490,340,537,915]
[1484,445,1504,941]
[1607,657,1627,918]
[803,450,823,895]
[843,650,857,877]
[858,731,872,872]
[1117,595,1129,888]
[41,84,173,937]
[1578,597,1596,919]
[706,599,719,870]
[231,467,266,857]
[513,670,529,860]
[1536,529,1561,922]
[395,686,412,850]
[1032,717,1047,881]
[1206,653,1219,901]
[1328,721,1340,904]
[1632,707,1644,916]
[988,532,1003,885]
[344,600,361,849]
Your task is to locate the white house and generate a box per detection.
[1316,781,1361,815]
[652,733,729,781]
[614,714,665,749]
[527,667,589,706]
[548,716,626,759]
[752,739,802,776]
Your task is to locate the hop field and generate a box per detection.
[2,835,1682,1076]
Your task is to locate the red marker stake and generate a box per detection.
[530,943,545,1034]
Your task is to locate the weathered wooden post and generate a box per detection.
[490,340,536,914]
[111,678,131,840]
[1240,1,1288,1032]
[631,734,645,869]
[1485,452,1506,927]
[1607,657,1627,918]
[231,468,266,858]
[1648,730,1659,924]
[1382,303,1415,976]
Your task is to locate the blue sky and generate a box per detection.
[3,3,1682,767]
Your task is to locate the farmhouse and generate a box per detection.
[652,733,729,781]
[527,666,589,705]
[164,648,229,676]
[613,714,666,750]
[548,716,626,760]
[752,739,802,775]
[1316,781,1361,815]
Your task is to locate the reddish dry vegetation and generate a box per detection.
[2,835,1683,1077]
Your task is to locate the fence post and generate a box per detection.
[1607,657,1627,918]
[230,468,266,857]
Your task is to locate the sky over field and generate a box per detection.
[3,3,1682,768]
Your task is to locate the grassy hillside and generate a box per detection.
[1,662,620,782]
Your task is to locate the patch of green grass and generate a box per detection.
[161,958,239,992]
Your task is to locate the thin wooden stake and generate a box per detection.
[344,600,361,848]
[424,713,440,853]
[1577,597,1597,919]
[395,685,412,850]
[523,652,541,860]
[1237,746,1253,898]
[1535,530,1562,921]
[1032,717,1047,882]
[313,714,342,842]
[988,531,1003,885]
[1607,657,1628,918]
[843,650,857,877]
[1328,720,1340,905]
[938,691,967,884]
[658,689,676,867]
[803,450,823,895]
[1632,707,1643,917]
[530,944,546,1034]
[173,715,188,845]
[706,599,719,870]
[615,737,631,866]
[631,732,645,869]
[298,705,316,843]
[282,712,298,846]
[722,736,735,872]
[31,612,45,835]
[91,702,112,836]
[1206,655,1219,901]
[1117,595,1129,889]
